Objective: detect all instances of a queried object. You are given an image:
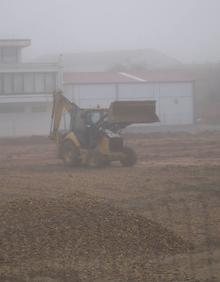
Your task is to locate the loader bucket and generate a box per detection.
[108,100,159,124]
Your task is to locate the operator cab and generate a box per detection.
[82,110,106,148]
[69,109,106,149]
[87,111,102,124]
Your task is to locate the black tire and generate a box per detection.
[61,141,80,167]
[120,147,137,167]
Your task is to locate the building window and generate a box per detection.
[3,74,13,94]
[0,75,3,94]
[14,74,24,93]
[45,73,56,92]
[2,47,18,63]
[0,72,57,95]
[35,73,45,93]
[24,73,35,93]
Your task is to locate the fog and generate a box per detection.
[0,0,220,63]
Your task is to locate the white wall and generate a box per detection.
[158,83,193,125]
[64,82,194,125]
[0,67,60,137]
[0,112,51,137]
[0,81,194,138]
[65,84,116,108]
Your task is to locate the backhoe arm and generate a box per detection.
[49,91,79,140]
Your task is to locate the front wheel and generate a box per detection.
[120,147,137,167]
[61,141,80,167]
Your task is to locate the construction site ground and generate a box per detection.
[0,131,220,281]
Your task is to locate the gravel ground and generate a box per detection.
[0,132,220,281]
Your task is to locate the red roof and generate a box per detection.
[127,70,194,83]
[63,70,193,85]
[64,72,135,84]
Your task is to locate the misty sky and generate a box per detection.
[0,0,219,63]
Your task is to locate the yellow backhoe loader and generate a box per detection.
[49,91,159,167]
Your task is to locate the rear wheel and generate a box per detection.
[120,146,137,167]
[62,141,80,167]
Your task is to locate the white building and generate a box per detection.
[64,71,194,126]
[0,39,62,137]
[0,40,194,137]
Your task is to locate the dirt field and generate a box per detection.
[0,132,220,281]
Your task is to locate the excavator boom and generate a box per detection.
[49,91,79,140]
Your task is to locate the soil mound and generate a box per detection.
[0,193,189,264]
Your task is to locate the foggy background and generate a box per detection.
[0,0,219,63]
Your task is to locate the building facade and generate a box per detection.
[0,41,194,137]
[0,39,62,137]
[64,71,194,126]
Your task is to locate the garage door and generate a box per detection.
[159,83,194,125]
